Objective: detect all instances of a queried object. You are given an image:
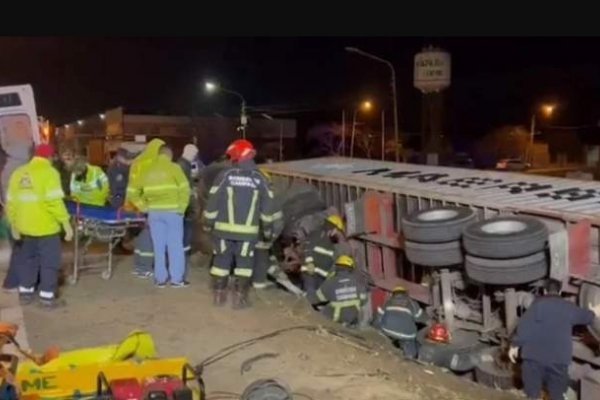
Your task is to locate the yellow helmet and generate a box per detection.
[326,214,345,232]
[392,286,406,293]
[259,167,272,182]
[335,255,355,268]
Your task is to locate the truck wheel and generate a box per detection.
[402,207,476,243]
[462,216,547,259]
[579,283,600,341]
[405,240,463,268]
[465,252,548,285]
[416,328,483,373]
[474,347,519,390]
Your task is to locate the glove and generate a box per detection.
[11,226,20,241]
[508,346,519,363]
[588,302,600,318]
[263,229,273,242]
[62,222,74,242]
[202,224,212,233]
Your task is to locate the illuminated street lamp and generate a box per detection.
[350,99,374,158]
[204,80,248,139]
[529,103,557,163]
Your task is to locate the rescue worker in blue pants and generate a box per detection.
[203,139,275,309]
[129,145,190,288]
[126,138,165,278]
[375,286,428,359]
[509,278,600,400]
[1,144,32,292]
[313,255,368,327]
[300,214,346,304]
[6,144,73,308]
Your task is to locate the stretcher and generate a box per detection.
[66,201,146,284]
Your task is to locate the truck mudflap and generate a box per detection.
[580,283,600,340]
[416,328,485,373]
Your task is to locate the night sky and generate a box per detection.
[2,37,600,143]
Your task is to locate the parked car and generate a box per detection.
[495,158,531,171]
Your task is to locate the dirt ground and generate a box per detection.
[14,252,522,400]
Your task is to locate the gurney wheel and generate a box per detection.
[101,270,112,280]
[67,275,77,286]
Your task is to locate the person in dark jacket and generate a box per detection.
[509,279,600,400]
[203,139,276,309]
[313,255,368,327]
[107,148,133,209]
[374,286,428,359]
[177,144,201,264]
[54,148,74,197]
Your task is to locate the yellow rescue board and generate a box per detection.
[15,331,191,399]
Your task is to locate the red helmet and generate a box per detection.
[427,323,451,344]
[226,139,256,163]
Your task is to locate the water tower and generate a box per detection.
[414,46,451,165]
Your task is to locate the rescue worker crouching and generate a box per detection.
[300,214,346,304]
[125,138,166,278]
[375,285,428,359]
[312,255,368,327]
[253,167,284,290]
[203,139,276,309]
[70,156,109,206]
[6,144,73,308]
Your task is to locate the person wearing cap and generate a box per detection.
[203,139,276,309]
[6,144,73,308]
[130,145,190,288]
[312,255,368,327]
[69,156,109,207]
[374,285,428,359]
[300,214,346,304]
[107,148,134,209]
[177,143,201,266]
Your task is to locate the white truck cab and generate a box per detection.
[0,84,41,153]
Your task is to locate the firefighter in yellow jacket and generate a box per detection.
[6,144,73,308]
[125,138,165,278]
[128,144,190,287]
[69,156,109,206]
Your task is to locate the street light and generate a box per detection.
[204,80,248,139]
[361,100,373,112]
[529,103,557,163]
[350,99,374,158]
[346,46,400,162]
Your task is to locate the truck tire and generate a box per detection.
[474,347,519,390]
[465,252,548,285]
[405,240,463,268]
[402,207,476,243]
[462,216,548,259]
[416,328,484,373]
[579,283,600,341]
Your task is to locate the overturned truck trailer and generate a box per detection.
[263,156,600,398]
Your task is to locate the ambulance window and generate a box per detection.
[0,114,34,151]
[0,93,22,108]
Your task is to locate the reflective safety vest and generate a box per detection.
[70,164,109,206]
[125,138,165,210]
[203,160,276,241]
[6,157,69,236]
[316,269,368,323]
[139,154,190,213]
[300,229,335,279]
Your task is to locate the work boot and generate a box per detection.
[18,293,34,306]
[37,297,66,310]
[211,276,228,307]
[232,277,252,310]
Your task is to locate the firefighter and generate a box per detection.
[300,214,346,304]
[69,156,109,206]
[126,138,165,278]
[129,145,190,288]
[509,278,600,400]
[6,144,73,308]
[375,286,428,359]
[107,148,133,209]
[253,167,284,290]
[312,255,368,327]
[177,143,200,264]
[203,139,275,309]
